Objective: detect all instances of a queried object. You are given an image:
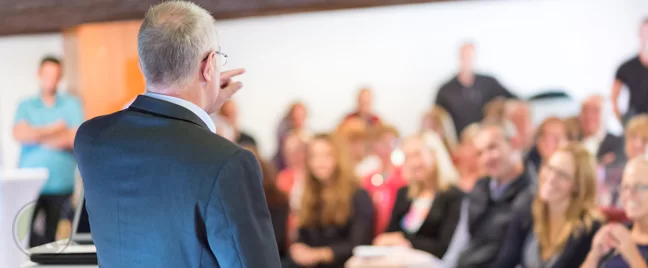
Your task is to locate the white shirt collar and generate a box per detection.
[582,129,606,155]
[144,92,216,133]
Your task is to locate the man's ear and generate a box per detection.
[200,51,216,83]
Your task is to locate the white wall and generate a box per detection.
[216,0,647,157]
[0,0,646,164]
[0,34,64,169]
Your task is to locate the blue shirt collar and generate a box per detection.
[489,178,513,200]
[143,92,216,133]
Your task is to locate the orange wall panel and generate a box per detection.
[64,20,145,120]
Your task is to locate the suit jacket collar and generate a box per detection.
[128,95,210,130]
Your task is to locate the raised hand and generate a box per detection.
[207,68,245,114]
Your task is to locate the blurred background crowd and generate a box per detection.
[1,0,648,267]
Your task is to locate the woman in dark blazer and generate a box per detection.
[492,144,603,268]
[283,134,374,268]
[373,135,464,259]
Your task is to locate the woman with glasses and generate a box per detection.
[582,157,648,268]
[492,144,603,268]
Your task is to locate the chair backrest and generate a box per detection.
[441,198,471,267]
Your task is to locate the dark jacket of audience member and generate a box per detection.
[491,205,601,268]
[596,133,625,164]
[386,186,464,258]
[435,74,516,135]
[455,168,534,268]
[290,189,373,268]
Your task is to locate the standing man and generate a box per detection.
[74,2,280,268]
[13,56,83,247]
[435,42,516,135]
[345,87,381,127]
[612,18,648,126]
[455,121,534,268]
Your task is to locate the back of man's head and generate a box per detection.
[138,1,217,89]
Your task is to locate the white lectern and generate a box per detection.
[0,169,48,268]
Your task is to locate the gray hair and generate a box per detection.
[478,119,518,141]
[138,1,218,89]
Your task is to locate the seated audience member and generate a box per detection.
[220,100,257,147]
[483,97,508,122]
[336,118,377,178]
[421,105,459,154]
[492,144,603,268]
[276,131,308,242]
[505,99,535,155]
[362,125,407,235]
[625,114,648,160]
[274,101,310,170]
[564,116,583,142]
[455,123,482,192]
[455,120,535,268]
[277,131,308,207]
[527,117,568,172]
[242,144,290,258]
[599,114,648,209]
[582,157,648,268]
[345,87,381,127]
[285,134,374,268]
[580,95,624,165]
[373,135,464,259]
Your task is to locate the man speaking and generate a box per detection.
[74,2,281,267]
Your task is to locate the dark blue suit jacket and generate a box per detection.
[74,95,281,268]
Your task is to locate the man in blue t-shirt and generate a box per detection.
[13,56,84,247]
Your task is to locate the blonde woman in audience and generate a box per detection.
[373,135,464,259]
[421,105,459,153]
[492,144,603,268]
[454,123,482,192]
[530,117,568,171]
[421,131,461,186]
[284,134,374,268]
[582,157,648,268]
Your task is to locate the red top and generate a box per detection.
[361,167,407,236]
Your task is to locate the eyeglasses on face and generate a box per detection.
[620,183,648,194]
[202,47,228,66]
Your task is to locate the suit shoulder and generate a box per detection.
[76,112,125,140]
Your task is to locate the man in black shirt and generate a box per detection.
[434,42,516,135]
[612,18,648,126]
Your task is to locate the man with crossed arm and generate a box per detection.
[13,56,84,247]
